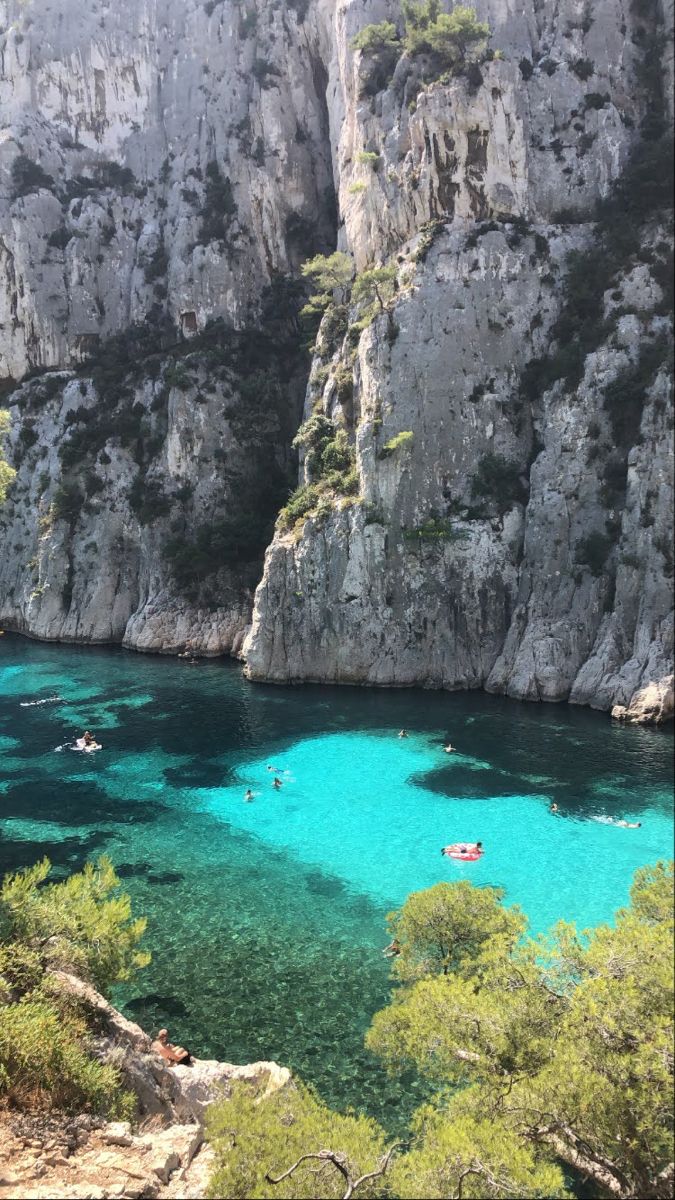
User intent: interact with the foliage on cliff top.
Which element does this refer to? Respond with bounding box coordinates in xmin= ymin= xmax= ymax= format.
xmin=0 ymin=857 xmax=149 ymax=1117
xmin=351 ymin=3 xmax=491 ymax=94
xmin=208 ymin=862 xmax=674 ymax=1199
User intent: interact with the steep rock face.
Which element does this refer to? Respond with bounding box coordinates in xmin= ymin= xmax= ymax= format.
xmin=0 ymin=0 xmax=673 ymax=716
xmin=0 ymin=0 xmax=334 ymax=649
xmin=244 ymin=0 xmax=674 ymax=714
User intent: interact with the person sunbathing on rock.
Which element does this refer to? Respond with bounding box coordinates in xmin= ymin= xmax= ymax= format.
xmin=151 ymin=1029 xmax=192 ymax=1066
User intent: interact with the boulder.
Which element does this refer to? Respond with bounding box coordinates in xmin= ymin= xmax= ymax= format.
xmin=612 ymin=675 xmax=674 ymax=726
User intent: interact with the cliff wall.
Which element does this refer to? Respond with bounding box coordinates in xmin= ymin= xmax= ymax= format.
xmin=0 ymin=0 xmax=672 ymax=715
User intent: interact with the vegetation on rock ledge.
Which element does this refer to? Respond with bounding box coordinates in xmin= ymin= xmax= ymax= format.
xmin=0 ymin=858 xmax=148 ymax=1117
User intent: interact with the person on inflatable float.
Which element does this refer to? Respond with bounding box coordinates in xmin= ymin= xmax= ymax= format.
xmin=441 ymin=841 xmax=483 ymax=860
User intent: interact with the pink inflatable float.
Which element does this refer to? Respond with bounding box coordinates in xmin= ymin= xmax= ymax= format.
xmin=442 ymin=842 xmax=483 ymax=862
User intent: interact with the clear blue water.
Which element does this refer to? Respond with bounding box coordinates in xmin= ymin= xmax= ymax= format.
xmin=1 ymin=634 xmax=673 ymax=1126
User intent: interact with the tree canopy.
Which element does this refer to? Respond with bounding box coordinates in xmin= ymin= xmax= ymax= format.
xmin=208 ymin=864 xmax=674 ymax=1199
xmin=0 ymin=857 xmax=149 ymax=1116
xmin=351 ymin=3 xmax=490 ymax=92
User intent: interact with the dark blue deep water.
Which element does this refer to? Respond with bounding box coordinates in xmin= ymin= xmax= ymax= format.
xmin=1 ymin=634 xmax=672 ymax=1126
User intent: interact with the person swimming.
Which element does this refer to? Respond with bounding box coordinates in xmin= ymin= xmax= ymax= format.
xmin=244 ymin=789 xmax=255 ymax=802
xmin=272 ymin=777 xmax=282 ymax=790
xmin=444 ymin=743 xmax=455 ymax=753
xmin=550 ymin=802 xmax=559 ymax=814
xmin=20 ymin=695 xmax=62 ymax=708
xmin=398 ymin=730 xmax=409 ymax=739
xmin=382 ymin=939 xmax=401 ymax=958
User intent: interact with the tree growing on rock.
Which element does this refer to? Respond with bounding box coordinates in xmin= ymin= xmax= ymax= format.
xmin=300 ymin=252 xmax=355 ymax=318
xmin=0 ymin=857 xmax=149 ymax=1116
xmin=207 ymin=863 xmax=674 ymax=1199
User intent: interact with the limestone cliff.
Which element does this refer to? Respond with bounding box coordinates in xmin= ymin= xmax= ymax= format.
xmin=0 ymin=0 xmax=672 ymax=717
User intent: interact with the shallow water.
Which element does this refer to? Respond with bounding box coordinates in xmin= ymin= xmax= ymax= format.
xmin=1 ymin=634 xmax=672 ymax=1126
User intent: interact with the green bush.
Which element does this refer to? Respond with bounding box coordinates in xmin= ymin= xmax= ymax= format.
xmin=575 ymin=530 xmax=613 ymax=576
xmin=379 ymin=430 xmax=414 ymax=458
xmin=351 ymin=20 xmax=400 ymax=55
xmin=0 ymin=999 xmax=134 ymax=1118
xmin=0 ymin=857 xmax=147 ymax=1117
xmin=198 ymin=161 xmax=237 ymax=245
xmin=0 ymin=410 xmax=17 ymax=504
xmin=471 ymin=452 xmax=527 ymax=513
xmin=207 ymin=1080 xmax=388 ymax=1200
xmin=128 ymin=477 xmax=171 ymax=524
xmin=52 ymin=479 xmax=83 ymax=524
xmin=352 ymin=5 xmax=490 ymax=95
xmin=277 ymin=483 xmax=321 ymax=530
xmin=11 ymin=154 xmax=55 ymax=200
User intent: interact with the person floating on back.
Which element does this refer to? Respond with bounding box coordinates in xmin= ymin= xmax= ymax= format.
xmin=151 ymin=1028 xmax=191 ymax=1066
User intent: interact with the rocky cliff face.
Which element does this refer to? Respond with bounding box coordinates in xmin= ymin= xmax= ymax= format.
xmin=0 ymin=0 xmax=672 ymax=716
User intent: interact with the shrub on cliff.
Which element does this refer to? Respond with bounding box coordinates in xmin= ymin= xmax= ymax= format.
xmin=351 ymin=4 xmax=491 ymax=94
xmin=11 ymin=154 xmax=56 ymax=200
xmin=198 ymin=161 xmax=237 ymax=245
xmin=0 ymin=409 xmax=16 ymax=503
xmin=470 ymin=452 xmax=527 ymax=513
xmin=0 ymin=857 xmax=149 ymax=1116
xmin=207 ymin=863 xmax=674 ymax=1199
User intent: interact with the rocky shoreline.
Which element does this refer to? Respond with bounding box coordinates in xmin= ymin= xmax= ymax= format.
xmin=0 ymin=973 xmax=290 ymax=1200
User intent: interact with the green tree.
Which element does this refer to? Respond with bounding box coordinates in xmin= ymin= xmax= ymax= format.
xmin=0 ymin=857 xmax=148 ymax=1117
xmin=383 ymin=879 xmax=526 ymax=981
xmin=0 ymin=409 xmax=16 ymax=503
xmin=208 ymin=866 xmax=672 ymax=1199
xmin=404 ymin=3 xmax=489 ymax=65
xmin=1 ymin=856 xmax=150 ymax=991
xmin=351 ymin=20 xmax=400 ymax=55
xmin=352 ymin=266 xmax=398 ymax=315
xmin=368 ymin=864 xmax=674 ymax=1199
xmin=207 ymin=1079 xmax=395 ymax=1199
xmin=300 ymin=251 xmax=354 ymax=317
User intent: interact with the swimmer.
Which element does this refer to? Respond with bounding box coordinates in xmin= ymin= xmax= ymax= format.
xmin=398 ymin=729 xmax=409 ymax=739
xmin=267 ymin=765 xmax=282 ymax=773
xmin=443 ymin=743 xmax=455 ymax=754
xmin=20 ymin=695 xmax=62 ymax=708
xmin=382 ymin=939 xmax=401 ymax=958
xmin=549 ymin=802 xmax=559 ymax=814
xmin=272 ymin=777 xmax=282 ymax=790
xmin=244 ymin=789 xmax=255 ymax=802
xmin=616 ymin=820 xmax=641 ymax=828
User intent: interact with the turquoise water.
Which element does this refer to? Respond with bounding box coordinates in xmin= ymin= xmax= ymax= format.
xmin=1 ymin=634 xmax=673 ymax=1125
